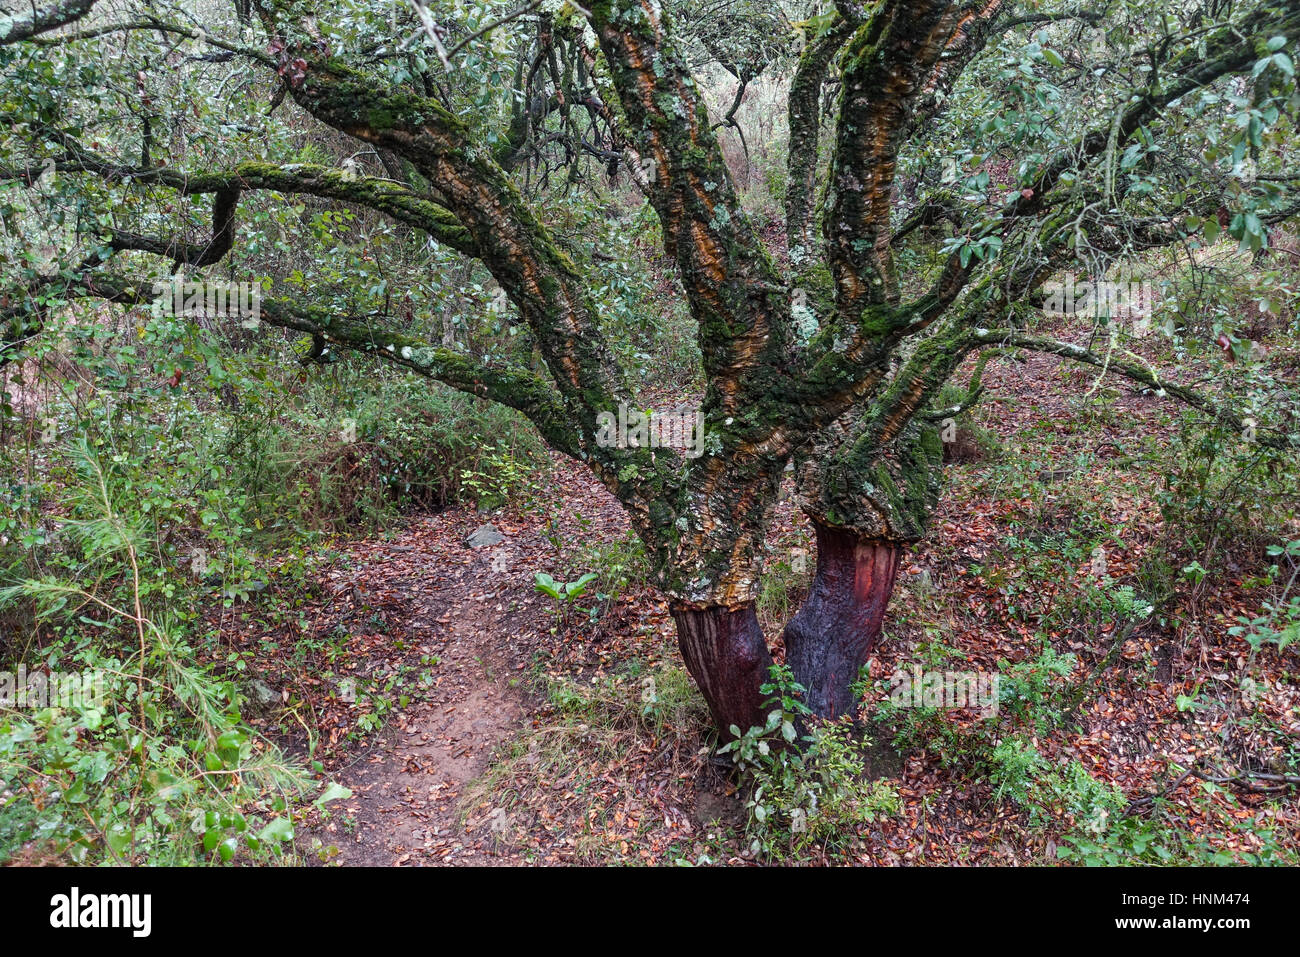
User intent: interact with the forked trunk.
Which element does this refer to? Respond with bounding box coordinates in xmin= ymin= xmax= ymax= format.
xmin=671 ymin=603 xmax=773 ymax=737
xmin=781 ymin=521 xmax=903 ymax=719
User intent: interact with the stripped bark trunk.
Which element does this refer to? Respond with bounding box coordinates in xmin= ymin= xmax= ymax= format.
xmin=670 ymin=522 xmax=904 ymax=737
xmin=671 ymin=603 xmax=773 ymax=737
xmin=781 ymin=521 xmax=903 ymax=720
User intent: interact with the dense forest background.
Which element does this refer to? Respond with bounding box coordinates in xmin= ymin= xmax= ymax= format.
xmin=1 ymin=0 xmax=1298 ymax=865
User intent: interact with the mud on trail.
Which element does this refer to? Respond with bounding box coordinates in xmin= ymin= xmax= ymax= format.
xmin=306 ymin=601 xmax=522 ymax=865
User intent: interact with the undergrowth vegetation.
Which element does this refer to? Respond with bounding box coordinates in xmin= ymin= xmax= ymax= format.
xmin=0 ymin=297 xmax=562 ymax=862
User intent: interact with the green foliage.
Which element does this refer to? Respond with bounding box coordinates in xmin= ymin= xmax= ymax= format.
xmin=1059 ymin=783 xmax=1297 ymax=866
xmin=459 ymin=443 xmax=547 ymax=512
xmin=988 ymin=737 xmax=1050 ymax=807
xmin=570 ymin=530 xmax=654 ymax=607
xmin=985 ymin=736 xmax=1128 ymax=836
xmin=533 ymin=570 xmax=599 ymax=631
xmin=719 ymin=665 xmax=899 ymax=859
xmin=1 ymin=0 xmax=1298 ymax=870
xmin=546 ymin=659 xmax=706 ymax=738
xmin=1228 ymin=539 xmax=1300 ymax=654
xmin=876 ymin=646 xmax=1079 ymax=767
xmin=1156 ymin=413 xmax=1299 ymax=564
xmin=997 ymin=645 xmax=1078 ymax=735
xmin=0 ymin=442 xmax=312 ymax=864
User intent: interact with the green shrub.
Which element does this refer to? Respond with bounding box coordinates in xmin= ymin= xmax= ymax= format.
xmin=1059 ymin=784 xmax=1297 ymax=866
xmin=0 ymin=443 xmax=312 ymax=864
xmin=720 ymin=665 xmax=900 ymax=859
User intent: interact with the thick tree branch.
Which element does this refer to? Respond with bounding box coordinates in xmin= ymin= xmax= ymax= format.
xmin=825 ymin=0 xmax=961 ymax=309
xmin=0 ymin=151 xmax=479 ymax=257
xmin=0 ymin=0 xmax=98 ymax=45
xmin=19 ymin=14 xmax=274 ymax=62
xmin=785 ymin=13 xmax=857 ymax=259
xmin=587 ymin=0 xmax=792 ymax=392
xmin=907 ymin=0 xmax=1009 ymax=135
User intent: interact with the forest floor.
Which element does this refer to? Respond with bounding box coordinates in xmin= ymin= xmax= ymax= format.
xmin=215 ymin=334 xmax=1300 ymax=866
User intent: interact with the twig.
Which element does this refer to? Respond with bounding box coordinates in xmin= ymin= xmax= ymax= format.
xmin=1126 ymin=760 xmax=1300 ymax=815
xmin=445 ymin=1 xmax=542 ymax=60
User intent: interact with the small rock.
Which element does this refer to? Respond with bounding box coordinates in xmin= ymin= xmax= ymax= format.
xmin=466 ymin=524 xmax=504 ymax=548
xmin=249 ymin=678 xmax=279 ymax=709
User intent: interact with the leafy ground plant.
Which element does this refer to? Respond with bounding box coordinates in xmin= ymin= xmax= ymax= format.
xmin=720 ymin=665 xmax=900 ymax=860
xmin=0 ymin=442 xmax=315 ymax=864
xmin=533 ymin=571 xmax=600 ymax=632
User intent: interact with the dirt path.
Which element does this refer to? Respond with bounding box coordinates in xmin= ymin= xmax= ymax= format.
xmin=300 ymin=521 xmax=532 ymax=866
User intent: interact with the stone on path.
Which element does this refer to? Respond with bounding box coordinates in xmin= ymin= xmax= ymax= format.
xmin=466 ymin=524 xmax=504 ymax=548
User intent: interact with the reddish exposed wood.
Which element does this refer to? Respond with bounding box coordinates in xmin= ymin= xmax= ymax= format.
xmin=671 ymin=603 xmax=773 ymax=737
xmin=782 ymin=521 xmax=903 ymax=719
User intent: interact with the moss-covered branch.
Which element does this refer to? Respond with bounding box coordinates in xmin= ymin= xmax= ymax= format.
xmin=785 ymin=12 xmax=856 ymax=259
xmin=587 ymin=0 xmax=792 ymax=390
xmin=0 ymin=0 xmax=98 ymax=45
xmin=905 ymin=0 xmax=1009 ymax=135
xmin=0 ymin=151 xmax=478 ymax=257
xmin=262 ymin=40 xmax=636 ymax=436
xmin=824 ymin=0 xmax=960 ymax=310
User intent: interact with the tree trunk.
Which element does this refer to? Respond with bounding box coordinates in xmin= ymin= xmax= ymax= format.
xmin=671 ymin=603 xmax=773 ymax=738
xmin=781 ymin=520 xmax=903 ymax=720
